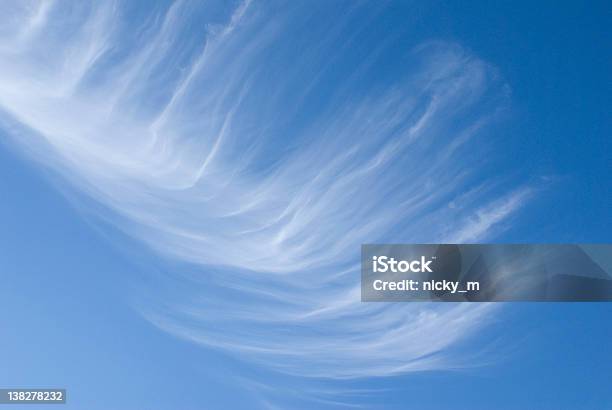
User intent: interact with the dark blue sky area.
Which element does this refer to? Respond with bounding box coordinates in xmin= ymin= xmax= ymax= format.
xmin=393 ymin=0 xmax=611 ymax=241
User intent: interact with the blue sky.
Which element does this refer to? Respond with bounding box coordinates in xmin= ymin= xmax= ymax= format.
xmin=0 ymin=1 xmax=610 ymax=409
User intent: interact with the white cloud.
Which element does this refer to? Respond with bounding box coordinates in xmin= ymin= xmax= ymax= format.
xmin=0 ymin=1 xmax=530 ymax=380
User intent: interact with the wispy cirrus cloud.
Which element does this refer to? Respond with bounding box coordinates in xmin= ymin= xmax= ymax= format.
xmin=0 ymin=0 xmax=531 ymax=381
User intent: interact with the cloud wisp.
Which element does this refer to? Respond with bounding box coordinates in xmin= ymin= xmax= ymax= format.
xmin=0 ymin=1 xmax=531 ymax=380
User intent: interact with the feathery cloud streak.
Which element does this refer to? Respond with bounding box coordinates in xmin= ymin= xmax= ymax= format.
xmin=0 ymin=1 xmax=531 ymax=379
